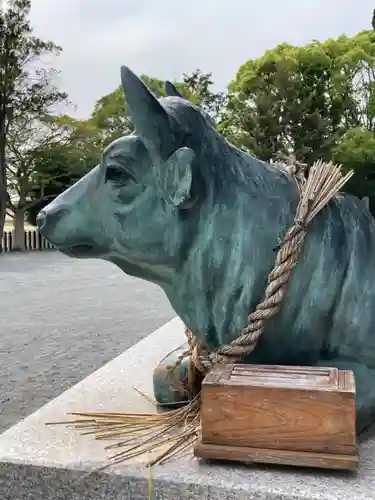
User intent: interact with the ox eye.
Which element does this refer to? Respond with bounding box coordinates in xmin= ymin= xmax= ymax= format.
xmin=105 ymin=166 xmax=132 ymax=184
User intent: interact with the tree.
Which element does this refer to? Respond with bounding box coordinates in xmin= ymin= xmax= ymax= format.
xmin=25 ymin=117 xmax=101 ymax=228
xmin=220 ymin=67 xmax=288 ymax=160
xmin=181 ymin=69 xmax=227 ymax=122
xmin=332 ymin=127 xmax=375 ymax=214
xmin=227 ymin=31 xmax=375 ymax=165
xmin=6 ymin=115 xmax=100 ymax=248
xmin=0 ymin=0 xmax=67 ymax=250
xmin=227 ymin=42 xmax=347 ymax=162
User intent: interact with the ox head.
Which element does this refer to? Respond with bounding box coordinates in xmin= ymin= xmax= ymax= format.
xmin=37 ymin=66 xmax=217 ymax=284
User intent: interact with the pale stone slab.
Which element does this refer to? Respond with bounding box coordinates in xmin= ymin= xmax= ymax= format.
xmin=0 ymin=316 xmax=375 ymax=499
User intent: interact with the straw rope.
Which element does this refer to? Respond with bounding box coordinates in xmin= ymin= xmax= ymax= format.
xmin=182 ymin=160 xmax=353 ymax=374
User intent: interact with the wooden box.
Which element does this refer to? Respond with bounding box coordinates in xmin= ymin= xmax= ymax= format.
xmin=194 ymin=364 xmax=359 ymax=471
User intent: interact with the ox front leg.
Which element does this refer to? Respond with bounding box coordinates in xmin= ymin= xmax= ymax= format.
xmin=315 ymin=358 xmax=375 ymax=435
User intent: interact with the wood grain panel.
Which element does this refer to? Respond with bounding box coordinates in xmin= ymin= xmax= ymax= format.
xmin=200 ymin=364 xmax=357 ymax=458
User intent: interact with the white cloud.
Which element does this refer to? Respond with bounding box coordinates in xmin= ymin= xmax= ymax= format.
xmin=29 ymin=0 xmax=374 ymax=118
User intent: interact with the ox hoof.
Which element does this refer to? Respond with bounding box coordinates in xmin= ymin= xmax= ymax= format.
xmin=153 ymin=343 xmax=203 ymax=408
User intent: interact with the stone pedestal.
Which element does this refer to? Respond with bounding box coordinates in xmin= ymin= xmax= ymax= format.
xmin=0 ymin=317 xmax=374 ymax=499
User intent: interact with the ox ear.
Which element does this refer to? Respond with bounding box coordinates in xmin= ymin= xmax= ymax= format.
xmin=155 ymin=147 xmax=195 ymax=208
xmin=121 ymin=66 xmax=170 ymax=160
xmin=165 ymin=81 xmax=185 ymax=99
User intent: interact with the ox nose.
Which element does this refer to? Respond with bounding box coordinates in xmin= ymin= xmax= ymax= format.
xmin=36 ymin=210 xmax=47 ymax=230
xmin=36 ymin=207 xmax=68 ymax=236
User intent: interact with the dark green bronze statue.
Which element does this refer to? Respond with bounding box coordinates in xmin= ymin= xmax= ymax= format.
xmin=37 ymin=66 xmax=375 ymax=434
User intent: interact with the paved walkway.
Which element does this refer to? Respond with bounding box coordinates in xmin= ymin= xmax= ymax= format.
xmin=0 ymin=252 xmax=174 ymax=433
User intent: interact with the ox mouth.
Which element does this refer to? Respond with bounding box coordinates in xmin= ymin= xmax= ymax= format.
xmin=60 ymin=244 xmax=97 ymax=258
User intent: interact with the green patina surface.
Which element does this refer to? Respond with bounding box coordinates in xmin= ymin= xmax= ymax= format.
xmin=37 ymin=66 xmax=375 ymax=434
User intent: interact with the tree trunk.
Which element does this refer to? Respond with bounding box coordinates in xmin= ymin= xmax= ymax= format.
xmin=12 ymin=208 xmax=26 ymax=251
xmin=0 ymin=125 xmax=6 ymax=254
xmin=0 ymin=200 xmax=5 ymax=254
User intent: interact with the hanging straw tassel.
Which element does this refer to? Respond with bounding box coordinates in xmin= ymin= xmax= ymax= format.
xmin=45 ymin=160 xmax=354 ymax=470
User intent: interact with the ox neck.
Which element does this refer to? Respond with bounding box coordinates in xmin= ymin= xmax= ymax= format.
xmin=163 ymin=172 xmax=299 ymax=353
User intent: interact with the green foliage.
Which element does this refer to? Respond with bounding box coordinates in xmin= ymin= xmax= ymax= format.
xmin=0 ymin=4 xmax=67 ymax=122
xmin=0 ymin=0 xmax=67 ymax=243
xmin=228 ymin=31 xmax=375 ymax=164
xmin=223 ymin=29 xmax=375 ymax=210
xmin=90 ymin=87 xmax=131 ymax=143
xmin=332 ymin=127 xmax=375 ymax=210
xmin=181 ymin=69 xmax=227 ymax=121
xmin=26 ymin=117 xmax=101 ymax=225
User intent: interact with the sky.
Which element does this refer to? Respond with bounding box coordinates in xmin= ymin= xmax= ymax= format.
xmin=29 ymin=0 xmax=374 ymax=119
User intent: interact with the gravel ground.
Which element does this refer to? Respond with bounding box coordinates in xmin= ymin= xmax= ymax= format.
xmin=0 ymin=251 xmax=175 ymax=433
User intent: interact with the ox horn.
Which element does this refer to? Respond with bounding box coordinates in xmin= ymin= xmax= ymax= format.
xmin=165 ymin=81 xmax=185 ymax=98
xmin=120 ymin=66 xmax=170 ymax=160
xmin=165 ymin=78 xmax=216 ymax=127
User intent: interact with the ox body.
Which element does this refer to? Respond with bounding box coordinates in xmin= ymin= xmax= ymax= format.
xmin=37 ymin=67 xmax=375 ymax=433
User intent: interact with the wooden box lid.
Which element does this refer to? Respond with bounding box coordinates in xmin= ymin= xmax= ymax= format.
xmin=200 ymin=364 xmax=357 ymax=457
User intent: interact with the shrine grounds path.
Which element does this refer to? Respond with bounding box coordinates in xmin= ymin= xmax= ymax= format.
xmin=0 ymin=251 xmax=175 ymax=433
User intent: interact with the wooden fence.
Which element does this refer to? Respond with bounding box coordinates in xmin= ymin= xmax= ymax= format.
xmin=2 ymin=230 xmax=55 ymax=252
